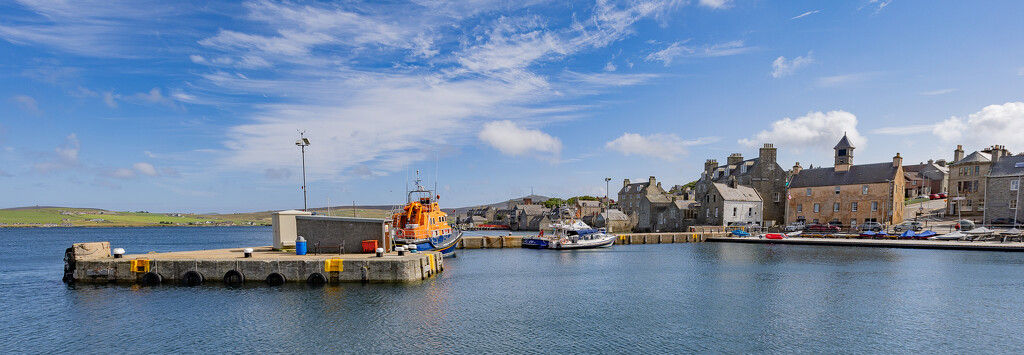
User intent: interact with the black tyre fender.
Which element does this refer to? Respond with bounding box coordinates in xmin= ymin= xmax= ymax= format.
xmin=266 ymin=272 xmax=286 ymax=286
xmin=140 ymin=272 xmax=163 ymax=286
xmin=307 ymin=272 xmax=328 ymax=285
xmin=181 ymin=271 xmax=204 ymax=287
xmin=223 ymin=270 xmax=244 ymax=286
xmin=62 ymin=247 xmax=76 ymax=283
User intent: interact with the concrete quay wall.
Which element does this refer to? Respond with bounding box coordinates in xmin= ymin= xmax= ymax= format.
xmin=707 ymin=236 xmax=1024 ymax=252
xmin=66 ymin=242 xmax=443 ymax=285
xmin=455 ymin=233 xmax=723 ymax=249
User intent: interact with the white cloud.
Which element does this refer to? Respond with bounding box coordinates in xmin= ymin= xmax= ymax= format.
xmin=872 ymin=124 xmax=937 ymax=135
xmin=699 ymin=0 xmax=732 ymax=9
xmin=791 ymin=10 xmax=819 ymax=20
xmin=867 ymin=0 xmax=893 ymax=13
xmin=646 ymin=40 xmax=750 ymax=65
xmin=479 ymin=121 xmax=561 ymax=158
xmin=103 ymin=91 xmax=118 ymax=108
xmin=33 ymin=134 xmax=81 ymax=173
xmin=605 ymin=133 xmax=716 ymax=161
xmin=932 ymin=102 xmax=1024 ymax=152
xmin=739 ymin=111 xmax=865 ymax=152
xmin=106 ymin=168 xmax=136 ymax=179
xmin=920 ymin=88 xmax=957 ymax=96
xmin=13 ymin=95 xmax=39 ymax=113
xmin=771 ymin=51 xmax=814 ymax=78
xmin=133 ymin=162 xmax=158 ymax=176
xmin=604 ymin=62 xmax=617 ymax=72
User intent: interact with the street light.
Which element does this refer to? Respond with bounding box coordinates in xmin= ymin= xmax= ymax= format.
xmin=605 ymin=177 xmax=611 ymax=232
xmin=296 ymin=131 xmax=311 ymax=211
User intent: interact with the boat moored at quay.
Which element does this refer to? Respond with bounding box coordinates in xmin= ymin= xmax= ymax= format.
xmin=390 ymin=175 xmax=463 ymax=255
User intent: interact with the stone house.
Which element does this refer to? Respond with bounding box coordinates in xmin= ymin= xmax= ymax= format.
xmin=698 ymin=181 xmax=763 ymax=226
xmin=510 ymin=204 xmax=550 ymax=231
xmin=947 ymin=145 xmax=1012 ymax=216
xmin=595 ymin=209 xmax=634 ymax=233
xmin=618 ymin=176 xmax=673 ymax=232
xmin=573 ymin=199 xmax=603 ymax=218
xmin=466 ymin=205 xmax=497 ymax=222
xmin=972 ymin=154 xmax=1024 ymax=223
xmin=695 ymin=143 xmax=788 ymax=226
xmin=903 ymin=160 xmax=949 ymax=197
xmin=787 ymin=134 xmax=906 ymax=228
xmin=903 ymin=171 xmax=925 ymax=198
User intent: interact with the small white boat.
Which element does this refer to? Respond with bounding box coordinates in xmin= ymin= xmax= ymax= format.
xmin=785 ymin=231 xmax=803 ymax=238
xmin=928 ymin=231 xmax=965 ymax=240
xmin=526 ymin=218 xmax=615 ymax=250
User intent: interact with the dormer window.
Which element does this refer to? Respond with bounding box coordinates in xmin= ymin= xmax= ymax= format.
xmin=740 ymin=165 xmax=747 ymax=174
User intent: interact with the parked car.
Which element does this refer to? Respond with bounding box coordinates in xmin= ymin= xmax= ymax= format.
xmin=929 ymin=194 xmax=940 ymax=200
xmin=806 ymin=223 xmax=841 ymax=233
xmin=893 ymin=221 xmax=924 ymax=233
xmin=784 ymin=223 xmax=805 ymax=232
xmin=954 ymin=220 xmax=976 ymax=231
xmin=938 ymin=192 xmax=948 ymax=198
xmin=990 ymin=218 xmax=1018 ymax=225
xmin=858 ymin=221 xmax=885 ymax=232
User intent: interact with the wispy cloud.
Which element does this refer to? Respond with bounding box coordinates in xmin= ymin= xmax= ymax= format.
xmin=861 ymin=0 xmax=894 ymax=14
xmin=872 ymin=124 xmax=937 ymax=135
xmin=13 ymin=95 xmax=40 ymax=114
xmin=771 ymin=51 xmax=814 ymax=78
xmin=920 ymin=88 xmax=957 ymax=96
xmin=606 ymin=133 xmax=718 ymax=161
xmin=646 ymin=40 xmax=751 ymax=65
xmin=791 ymin=10 xmax=820 ymax=20
xmin=698 ymin=0 xmax=732 ymax=10
xmin=817 ymin=72 xmax=876 ymax=87
xmin=33 ymin=133 xmax=81 ymax=173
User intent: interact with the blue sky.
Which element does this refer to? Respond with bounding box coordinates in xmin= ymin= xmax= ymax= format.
xmin=2 ymin=0 xmax=1023 ymax=213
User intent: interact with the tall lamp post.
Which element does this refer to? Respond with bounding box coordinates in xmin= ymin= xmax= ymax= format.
xmin=296 ymin=132 xmax=311 ymax=211
xmin=605 ymin=177 xmax=612 ymax=231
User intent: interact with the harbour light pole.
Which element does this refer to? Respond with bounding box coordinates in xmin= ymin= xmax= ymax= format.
xmin=605 ymin=177 xmax=611 ymax=231
xmin=296 ymin=131 xmax=311 ymax=211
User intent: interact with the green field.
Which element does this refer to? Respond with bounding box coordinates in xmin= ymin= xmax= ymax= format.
xmin=0 ymin=206 xmax=391 ymax=227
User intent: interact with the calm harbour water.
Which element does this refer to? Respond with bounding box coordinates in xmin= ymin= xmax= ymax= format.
xmin=3 ymin=226 xmax=1024 ymax=353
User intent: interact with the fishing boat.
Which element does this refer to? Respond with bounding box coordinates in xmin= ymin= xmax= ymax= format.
xmin=390 ymin=174 xmax=462 ymax=255
xmin=524 ymin=217 xmax=615 ymax=250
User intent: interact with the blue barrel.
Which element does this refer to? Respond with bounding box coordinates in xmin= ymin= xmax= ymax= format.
xmin=296 ymin=236 xmax=307 ymax=255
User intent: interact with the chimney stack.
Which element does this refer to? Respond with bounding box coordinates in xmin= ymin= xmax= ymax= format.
xmin=648 ymin=176 xmax=656 ymax=186
xmin=623 ymin=178 xmax=630 ymax=188
xmin=954 ymin=145 xmax=964 ymax=162
xmin=759 ymin=143 xmax=777 ymax=165
xmin=893 ymin=152 xmax=903 ymax=168
xmin=792 ymin=162 xmax=802 ymax=175
xmin=727 ymin=153 xmax=744 ymax=166
xmin=705 ymin=159 xmax=718 ymax=175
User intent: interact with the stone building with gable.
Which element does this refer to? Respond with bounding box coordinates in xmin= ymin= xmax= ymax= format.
xmin=618 ymin=176 xmax=672 ymax=232
xmin=984 ymin=154 xmax=1024 ymax=224
xmin=787 ymin=134 xmax=906 ymax=228
xmin=694 ymin=143 xmax=788 ymax=226
xmin=947 ymin=144 xmax=1012 ymax=217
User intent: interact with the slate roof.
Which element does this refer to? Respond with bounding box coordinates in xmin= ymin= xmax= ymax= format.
xmin=903 ymin=162 xmax=949 ymax=174
xmin=712 ymin=183 xmax=762 ymax=202
xmin=952 ymin=151 xmax=991 ymax=165
xmin=834 ymin=134 xmax=856 ymax=149
xmin=599 ymin=209 xmax=630 ymax=221
xmin=706 ymin=158 xmax=760 ymax=182
xmin=513 ymin=204 xmax=548 ymax=215
xmin=989 ymin=155 xmax=1024 ymax=178
xmin=789 ymin=162 xmax=899 ymax=188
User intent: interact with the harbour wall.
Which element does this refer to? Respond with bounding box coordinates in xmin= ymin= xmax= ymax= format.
xmin=455 ymin=233 xmax=723 ymax=249
xmin=706 ymin=236 xmax=1024 ymax=252
xmin=65 ymin=242 xmax=442 ymax=285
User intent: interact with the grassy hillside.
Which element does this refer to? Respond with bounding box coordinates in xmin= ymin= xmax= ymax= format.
xmin=0 ymin=206 xmax=393 ymax=227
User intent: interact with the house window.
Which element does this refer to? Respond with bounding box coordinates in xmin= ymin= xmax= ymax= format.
xmin=862 ymin=185 xmax=869 ymax=195
xmin=912 ymin=181 xmax=917 ymax=186
xmin=741 ymin=165 xmax=747 ymax=174
xmin=813 ymin=203 xmax=820 ymax=213
xmin=1012 ymin=180 xmax=1019 ymax=191
xmin=967 ymin=200 xmax=973 ymax=208
xmin=834 ymin=203 xmax=840 ymax=212
xmin=851 ymin=219 xmax=857 ymax=226
xmin=797 ymin=204 xmax=803 ymax=213
xmin=733 ymin=207 xmax=737 ymax=217
xmin=706 ymin=209 xmax=710 ymax=217
xmin=975 ymin=166 xmax=980 ymax=175
xmin=851 ymin=202 xmax=858 ymax=212
xmin=1012 ymin=200 xmax=1018 ymax=209
xmin=871 ymin=202 xmax=878 ymax=212
xmin=812 ymin=219 xmax=819 ymax=224
xmin=835 ymin=186 xmax=841 ymax=195
xmin=748 ymin=207 xmax=753 ymax=216
xmin=774 ymin=192 xmax=780 ymax=202
xmin=806 ymin=188 xmax=812 ymax=196
xmin=973 ymin=180 xmax=979 ymax=192
xmin=714 ymin=208 xmax=718 ymax=218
